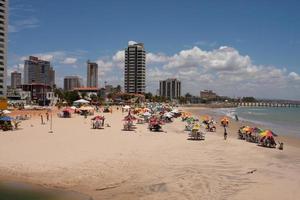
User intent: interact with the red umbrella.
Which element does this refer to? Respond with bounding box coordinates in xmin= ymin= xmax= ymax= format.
xmin=92 ymin=115 xmax=104 ymax=120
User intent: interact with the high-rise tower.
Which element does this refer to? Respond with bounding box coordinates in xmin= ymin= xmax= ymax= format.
xmin=87 ymin=61 xmax=98 ymax=88
xmin=124 ymin=42 xmax=146 ymax=94
xmin=0 ymin=0 xmax=8 ymax=96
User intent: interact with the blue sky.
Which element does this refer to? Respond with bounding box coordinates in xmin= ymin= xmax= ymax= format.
xmin=8 ymin=0 xmax=300 ymax=100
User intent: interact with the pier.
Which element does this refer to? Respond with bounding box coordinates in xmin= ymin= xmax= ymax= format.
xmin=235 ymin=102 xmax=300 ymax=107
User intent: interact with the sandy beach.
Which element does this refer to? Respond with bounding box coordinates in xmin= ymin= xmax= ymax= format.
xmin=0 ymin=106 xmax=300 ymax=200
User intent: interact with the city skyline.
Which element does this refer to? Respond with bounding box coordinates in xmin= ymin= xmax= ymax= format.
xmin=7 ymin=0 xmax=300 ymax=100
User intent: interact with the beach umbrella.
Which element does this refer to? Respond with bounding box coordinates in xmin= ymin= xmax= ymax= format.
xmin=0 ymin=116 xmax=14 ymax=121
xmin=192 ymin=123 xmax=201 ymax=131
xmin=259 ymin=130 xmax=277 ymax=137
xmin=143 ymin=112 xmax=151 ymax=116
xmin=74 ymin=99 xmax=90 ymax=104
xmin=242 ymin=126 xmax=253 ymax=133
xmin=79 ymin=106 xmax=94 ymax=111
xmin=201 ymin=115 xmax=212 ymax=122
xmin=2 ymin=110 xmax=11 ymax=114
xmin=92 ymin=115 xmax=104 ymax=120
xmin=253 ymin=127 xmax=263 ymax=133
xmin=123 ymin=105 xmax=131 ymax=109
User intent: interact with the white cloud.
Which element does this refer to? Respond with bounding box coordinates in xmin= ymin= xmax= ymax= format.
xmin=9 ymin=17 xmax=39 ymax=33
xmin=146 ymin=53 xmax=169 ymax=63
xmin=128 ymin=41 xmax=137 ymax=45
xmin=164 ymin=46 xmax=251 ymax=72
xmin=61 ymin=57 xmax=77 ymax=65
xmin=288 ymin=72 xmax=300 ymax=81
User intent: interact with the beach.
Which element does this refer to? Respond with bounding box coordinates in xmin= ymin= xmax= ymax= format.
xmin=0 ymin=106 xmax=300 ymax=200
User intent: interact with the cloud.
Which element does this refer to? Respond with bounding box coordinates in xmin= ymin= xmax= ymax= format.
xmin=288 ymin=72 xmax=300 ymax=81
xmin=163 ymin=46 xmax=251 ymax=72
xmin=128 ymin=41 xmax=138 ymax=45
xmin=146 ymin=53 xmax=169 ymax=63
xmin=61 ymin=57 xmax=78 ymax=65
xmin=9 ymin=17 xmax=39 ymax=33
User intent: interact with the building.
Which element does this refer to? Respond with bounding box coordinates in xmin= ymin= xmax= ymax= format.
xmin=21 ymin=83 xmax=52 ymax=105
xmin=24 ymin=56 xmax=55 ymax=87
xmin=64 ymin=76 xmax=82 ymax=91
xmin=73 ymin=87 xmax=100 ymax=99
xmin=87 ymin=61 xmax=98 ymax=88
xmin=159 ymin=78 xmax=181 ymax=99
xmin=124 ymin=42 xmax=146 ymax=94
xmin=11 ymin=71 xmax=22 ymax=89
xmin=200 ymin=90 xmax=217 ymax=100
xmin=0 ymin=0 xmax=8 ymax=96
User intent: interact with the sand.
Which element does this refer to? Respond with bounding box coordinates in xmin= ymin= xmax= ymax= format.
xmin=0 ymin=106 xmax=300 ymax=200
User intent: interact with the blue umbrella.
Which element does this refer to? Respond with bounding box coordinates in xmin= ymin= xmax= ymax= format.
xmin=0 ymin=116 xmax=14 ymax=121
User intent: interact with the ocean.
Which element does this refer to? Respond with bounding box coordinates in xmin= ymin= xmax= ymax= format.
xmin=215 ymin=107 xmax=300 ymax=137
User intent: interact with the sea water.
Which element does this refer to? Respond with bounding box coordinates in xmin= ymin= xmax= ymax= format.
xmin=215 ymin=107 xmax=300 ymax=137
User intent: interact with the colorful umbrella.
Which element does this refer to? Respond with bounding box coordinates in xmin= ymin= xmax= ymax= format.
xmin=242 ymin=126 xmax=253 ymax=133
xmin=259 ymin=130 xmax=277 ymax=137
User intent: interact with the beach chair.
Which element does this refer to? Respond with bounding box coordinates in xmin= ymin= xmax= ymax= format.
xmin=189 ymin=128 xmax=205 ymax=140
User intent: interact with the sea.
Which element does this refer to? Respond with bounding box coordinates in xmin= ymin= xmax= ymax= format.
xmin=214 ymin=107 xmax=300 ymax=137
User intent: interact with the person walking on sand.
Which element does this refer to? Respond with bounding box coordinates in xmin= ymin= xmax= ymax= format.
xmin=40 ymin=114 xmax=44 ymax=125
xmin=46 ymin=112 xmax=49 ymax=121
xmin=224 ymin=126 xmax=228 ymax=140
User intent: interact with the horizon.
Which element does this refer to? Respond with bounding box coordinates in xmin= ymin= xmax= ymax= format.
xmin=7 ymin=0 xmax=300 ymax=100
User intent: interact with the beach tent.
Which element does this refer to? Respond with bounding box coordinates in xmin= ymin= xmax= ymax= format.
xmin=74 ymin=99 xmax=90 ymax=104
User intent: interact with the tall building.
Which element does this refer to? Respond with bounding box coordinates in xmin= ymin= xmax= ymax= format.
xmin=11 ymin=71 xmax=21 ymax=89
xmin=24 ymin=56 xmax=55 ymax=87
xmin=87 ymin=61 xmax=98 ymax=88
xmin=159 ymin=78 xmax=181 ymax=100
xmin=64 ymin=76 xmax=82 ymax=91
xmin=0 ymin=0 xmax=8 ymax=96
xmin=124 ymin=42 xmax=146 ymax=94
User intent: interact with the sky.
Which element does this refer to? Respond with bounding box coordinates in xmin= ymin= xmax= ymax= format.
xmin=7 ymin=0 xmax=300 ymax=100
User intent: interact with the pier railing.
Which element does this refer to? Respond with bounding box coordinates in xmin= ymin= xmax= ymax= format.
xmin=235 ymin=102 xmax=300 ymax=107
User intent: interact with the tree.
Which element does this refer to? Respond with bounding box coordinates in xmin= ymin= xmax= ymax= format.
xmin=54 ymin=88 xmax=64 ymax=100
xmin=242 ymin=96 xmax=256 ymax=102
xmin=115 ymin=85 xmax=122 ymax=93
xmin=64 ymin=91 xmax=80 ymax=104
xmin=144 ymin=92 xmax=153 ymax=100
xmin=185 ymin=93 xmax=192 ymax=98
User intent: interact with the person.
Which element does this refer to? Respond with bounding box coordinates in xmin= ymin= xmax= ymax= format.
xmin=224 ymin=126 xmax=227 ymax=140
xmin=40 ymin=114 xmax=44 ymax=125
xmin=235 ymin=114 xmax=239 ymax=121
xmin=46 ymin=112 xmax=49 ymax=121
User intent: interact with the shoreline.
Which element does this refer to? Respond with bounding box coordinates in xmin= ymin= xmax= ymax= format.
xmin=0 ymin=106 xmax=300 ymax=199
xmin=182 ymin=106 xmax=300 ymax=149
